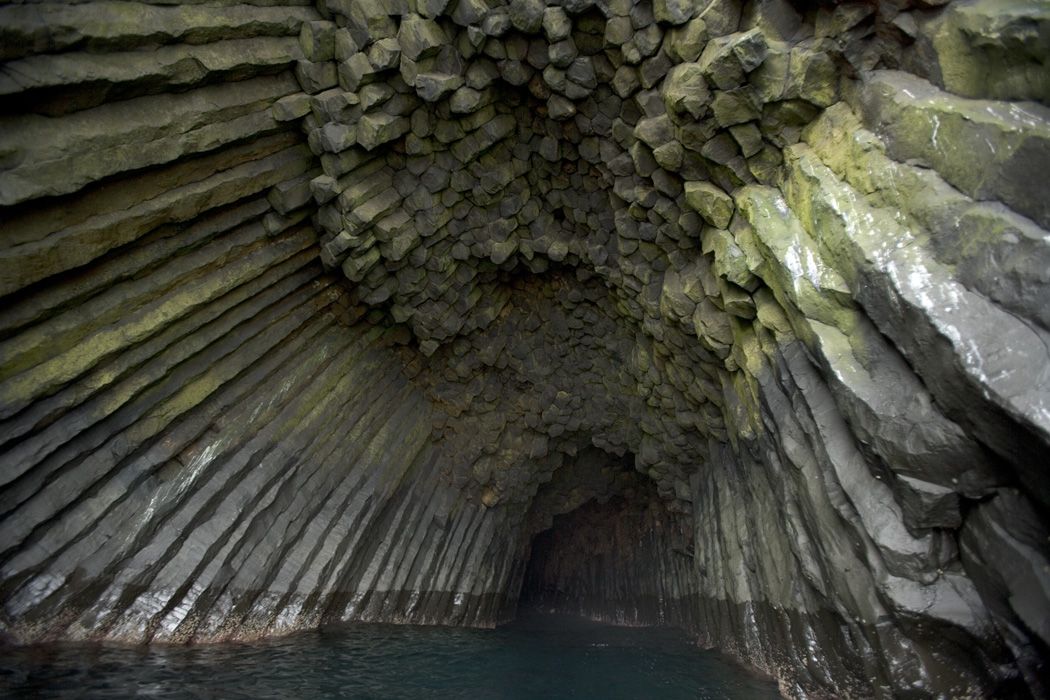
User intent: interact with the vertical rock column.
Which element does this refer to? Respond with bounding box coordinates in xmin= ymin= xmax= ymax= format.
xmin=0 ymin=1 xmax=521 ymax=645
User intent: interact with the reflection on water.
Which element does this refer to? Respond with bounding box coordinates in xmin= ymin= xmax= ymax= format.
xmin=0 ymin=613 xmax=781 ymax=699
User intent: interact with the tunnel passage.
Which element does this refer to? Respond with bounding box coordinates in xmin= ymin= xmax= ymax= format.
xmin=2 ymin=1 xmax=1050 ymax=699
xmin=517 ymin=472 xmax=694 ymax=626
xmin=473 ymin=442 xmax=699 ymax=626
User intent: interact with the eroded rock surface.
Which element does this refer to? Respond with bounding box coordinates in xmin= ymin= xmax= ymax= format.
xmin=1 ymin=1 xmax=1048 ymax=698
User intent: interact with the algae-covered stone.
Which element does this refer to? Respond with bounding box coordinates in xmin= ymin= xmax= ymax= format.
xmin=729 ymin=122 xmax=763 ymax=157
xmin=814 ymin=3 xmax=873 ymax=38
xmin=698 ymin=28 xmax=768 ymax=90
xmin=858 ymin=70 xmax=1050 ymax=230
xmin=548 ymin=38 xmax=578 ymax=68
xmin=654 ymin=0 xmax=698 ymax=26
xmin=295 ymin=60 xmax=337 ymax=94
xmin=804 ymin=101 xmax=1050 ymax=330
xmin=744 ymin=0 xmax=801 ymax=41
xmin=509 ymin=0 xmax=545 ymax=33
xmin=299 ymin=20 xmax=336 ymax=62
xmin=685 ymin=181 xmax=734 ymax=228
xmin=735 ymin=183 xmax=853 ymax=327
xmin=272 ymin=93 xmax=311 ymax=122
xmin=543 ymin=7 xmax=572 ymax=41
xmin=368 ymin=38 xmax=401 ymax=70
xmin=662 ymin=63 xmax=711 ymax=120
xmin=449 ymin=86 xmax=485 ymax=113
xmin=693 ymin=298 xmax=733 ymax=355
xmin=547 ymin=94 xmax=576 ymax=120
xmin=719 ymin=279 xmax=755 ymax=318
xmin=667 ymin=17 xmax=709 ymax=62
xmin=357 ymin=113 xmax=410 ymax=150
xmin=704 ymin=227 xmax=754 ymax=288
xmin=712 ymin=88 xmax=760 ymax=126
xmin=653 ymin=141 xmax=684 ymax=170
xmin=699 ymin=133 xmax=739 ymax=166
xmin=612 ymin=65 xmax=641 ymax=98
xmin=338 ymin=52 xmax=375 ymax=92
xmin=415 ymin=72 xmax=463 ymax=102
xmin=747 ymin=145 xmax=782 ymax=184
xmin=398 ymin=15 xmax=447 ymax=61
xmin=785 ymin=44 xmax=838 ymax=107
xmin=481 ymin=10 xmax=511 ymax=37
xmin=634 ymin=114 xmax=674 ymax=149
xmin=913 ymin=0 xmax=1050 ymax=103
xmin=334 ymin=29 xmax=359 ymax=62
xmin=782 ymin=142 xmax=1050 ymax=491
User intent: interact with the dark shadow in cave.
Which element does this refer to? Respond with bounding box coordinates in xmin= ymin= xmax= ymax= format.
xmin=513 ymin=448 xmax=695 ymax=628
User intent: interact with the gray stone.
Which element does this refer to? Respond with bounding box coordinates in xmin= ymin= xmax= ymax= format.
xmin=334 ymin=29 xmax=359 ymax=62
xmin=450 ymin=86 xmax=486 ymax=113
xmin=612 ymin=65 xmax=640 ymax=98
xmin=482 ymin=10 xmax=511 ymax=37
xmin=548 ymin=94 xmax=576 ymax=120
xmin=634 ymin=114 xmax=674 ymax=149
xmin=605 ymin=16 xmax=634 ymax=45
xmin=415 ymin=72 xmax=463 ymax=102
xmin=295 ymin=60 xmax=337 ymax=94
xmin=398 ymin=15 xmax=447 ymax=62
xmin=338 ymin=52 xmax=376 ymax=92
xmin=357 ymin=113 xmax=410 ymax=150
xmin=368 ymin=38 xmax=401 ymax=70
xmin=509 ymin=0 xmax=545 ymax=33
xmin=299 ymin=20 xmax=336 ymax=62
xmin=272 ymin=93 xmax=312 ymax=122
xmin=499 ymin=59 xmax=533 ymax=86
xmin=317 ymin=123 xmax=357 ymax=153
xmin=548 ymin=39 xmax=578 ymax=69
xmin=466 ymin=60 xmax=501 ymax=89
xmin=566 ymin=57 xmax=596 ymax=89
xmin=543 ymin=8 xmax=573 ymax=41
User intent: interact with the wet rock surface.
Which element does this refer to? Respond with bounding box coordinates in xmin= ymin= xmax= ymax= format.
xmin=1 ymin=1 xmax=1048 ymax=698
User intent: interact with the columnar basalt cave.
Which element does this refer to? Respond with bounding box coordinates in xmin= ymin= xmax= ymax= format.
xmin=1 ymin=0 xmax=1049 ymax=697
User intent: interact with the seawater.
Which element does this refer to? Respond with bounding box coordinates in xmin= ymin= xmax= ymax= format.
xmin=1 ymin=613 xmax=781 ymax=699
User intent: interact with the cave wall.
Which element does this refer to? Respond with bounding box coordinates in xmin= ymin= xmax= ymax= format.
xmin=0 ymin=0 xmax=523 ymax=643
xmin=2 ymin=1 xmax=1050 ymax=698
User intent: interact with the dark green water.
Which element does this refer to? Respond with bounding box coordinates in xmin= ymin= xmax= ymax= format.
xmin=1 ymin=613 xmax=781 ymax=699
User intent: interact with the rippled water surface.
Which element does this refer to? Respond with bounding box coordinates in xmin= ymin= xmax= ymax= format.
xmin=1 ymin=613 xmax=781 ymax=699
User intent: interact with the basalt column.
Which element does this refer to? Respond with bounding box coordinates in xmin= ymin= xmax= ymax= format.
xmin=2 ymin=1 xmax=1049 ymax=699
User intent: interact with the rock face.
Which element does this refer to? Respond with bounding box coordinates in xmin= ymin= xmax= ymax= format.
xmin=1 ymin=1 xmax=1048 ymax=698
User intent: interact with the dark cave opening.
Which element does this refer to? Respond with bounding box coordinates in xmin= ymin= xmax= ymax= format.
xmin=518 ymin=495 xmax=641 ymax=615
xmin=514 ymin=449 xmax=695 ymax=627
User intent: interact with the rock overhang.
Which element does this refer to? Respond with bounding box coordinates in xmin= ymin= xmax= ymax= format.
xmin=0 ymin=1 xmax=1049 ymax=698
